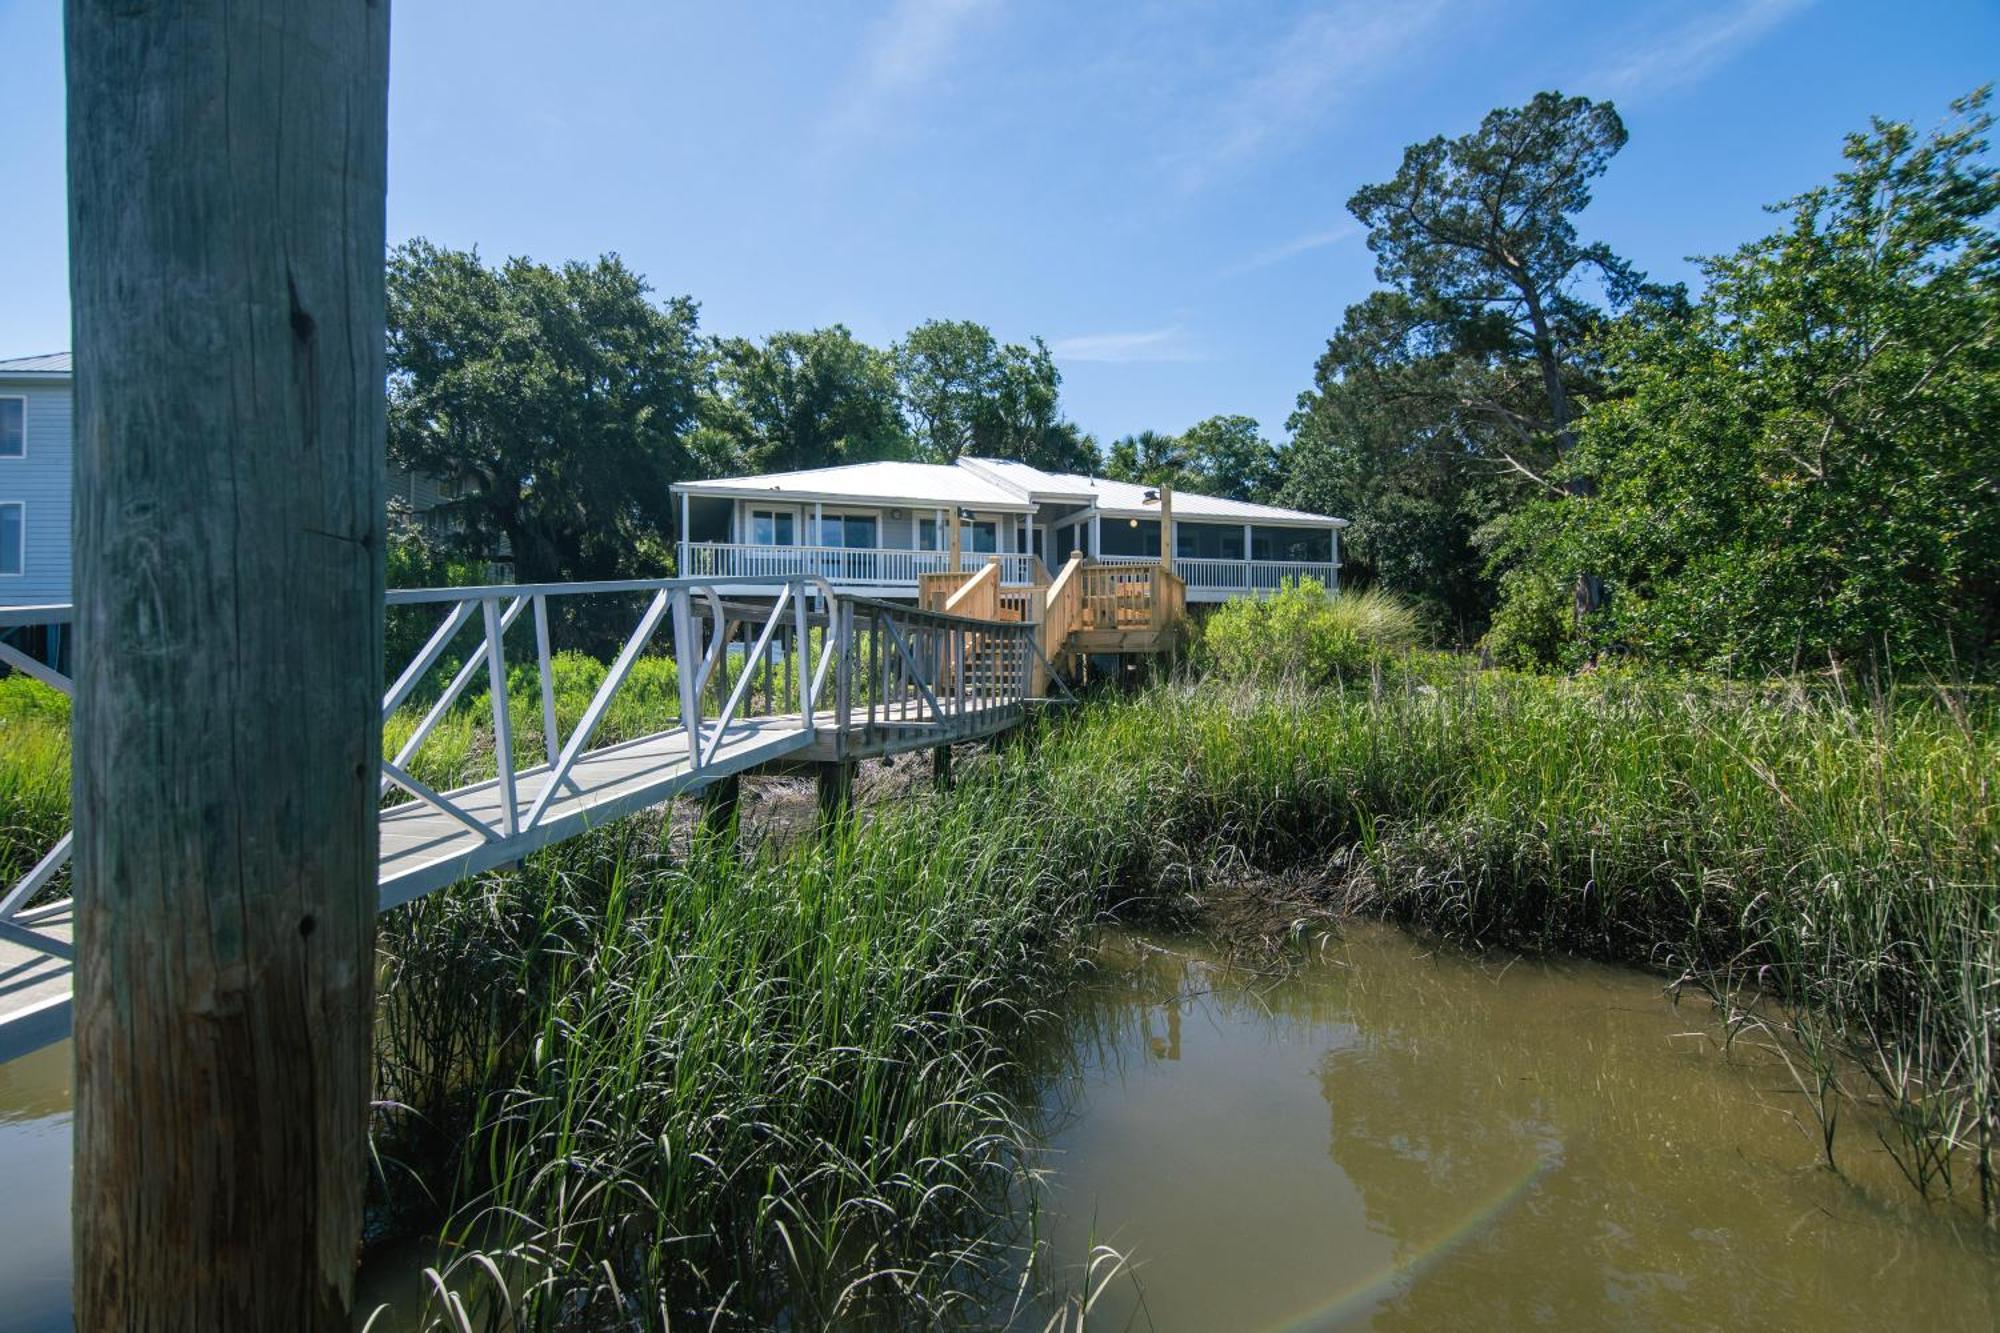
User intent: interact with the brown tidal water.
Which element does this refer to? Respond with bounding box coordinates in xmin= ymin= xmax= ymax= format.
xmin=3 ymin=924 xmax=1998 ymax=1329
xmin=1008 ymin=924 xmax=2000 ymax=1330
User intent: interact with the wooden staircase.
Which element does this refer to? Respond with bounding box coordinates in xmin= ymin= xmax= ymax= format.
xmin=918 ymin=553 xmax=1188 ymax=693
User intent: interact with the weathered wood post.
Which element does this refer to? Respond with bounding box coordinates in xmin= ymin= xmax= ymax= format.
xmin=67 ymin=4 xmax=390 ymax=1328
xmin=948 ymin=508 xmax=963 ymax=577
xmin=1159 ymin=483 xmax=1175 ymax=577
xmin=698 ymin=773 xmax=742 ymax=848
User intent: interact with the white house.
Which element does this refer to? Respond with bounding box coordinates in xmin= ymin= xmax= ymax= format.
xmin=672 ymin=457 xmax=1346 ymax=602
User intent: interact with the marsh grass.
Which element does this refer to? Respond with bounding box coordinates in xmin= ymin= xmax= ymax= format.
xmin=0 ymin=676 xmax=69 ymax=891
xmin=7 ymin=645 xmax=1996 ymax=1323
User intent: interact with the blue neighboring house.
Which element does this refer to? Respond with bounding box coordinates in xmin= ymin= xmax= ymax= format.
xmin=0 ymin=353 xmax=73 ymax=671
xmin=0 ymin=353 xmax=72 ymax=608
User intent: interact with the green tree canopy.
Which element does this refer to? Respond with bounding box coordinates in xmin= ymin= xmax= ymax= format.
xmin=386 ymin=240 xmax=704 ymax=583
xmin=1503 ymin=91 xmax=2000 ymax=675
xmin=894 ymin=319 xmax=1000 ymax=461
xmin=1179 ymin=414 xmax=1280 ymax=502
xmin=704 ymin=325 xmax=908 ymax=474
xmin=894 ymin=319 xmax=1095 ymax=469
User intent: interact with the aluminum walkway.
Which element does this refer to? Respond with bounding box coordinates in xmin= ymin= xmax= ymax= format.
xmin=0 ymin=576 xmax=1056 ymax=1062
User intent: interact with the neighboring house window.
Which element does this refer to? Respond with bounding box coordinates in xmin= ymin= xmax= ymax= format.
xmin=0 ymin=502 xmax=22 ymax=575
xmin=819 ymin=514 xmax=878 ymax=549
xmin=0 ymin=398 xmax=23 ymax=457
xmin=748 ymin=509 xmax=795 ymax=545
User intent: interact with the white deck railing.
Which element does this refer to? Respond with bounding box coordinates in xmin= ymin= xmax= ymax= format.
xmin=1093 ymin=556 xmax=1339 ymax=592
xmin=679 ymin=542 xmax=1039 ymax=588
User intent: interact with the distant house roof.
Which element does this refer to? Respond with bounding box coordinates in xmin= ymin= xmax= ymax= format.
xmin=673 ymin=460 xmax=1036 ymax=512
xmin=0 ymin=353 xmax=72 ymax=377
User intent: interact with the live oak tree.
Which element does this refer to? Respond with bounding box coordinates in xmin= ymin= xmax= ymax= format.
xmin=706 ymin=325 xmax=910 ymax=473
xmin=1179 ymin=414 xmax=1280 ymax=503
xmin=386 ymin=240 xmax=705 ymax=583
xmin=895 ymin=319 xmax=1002 ymax=461
xmin=894 ymin=319 xmax=1094 ymax=469
xmin=1504 ymin=92 xmax=2000 ymax=675
xmin=1106 ymin=417 xmax=1280 ymax=504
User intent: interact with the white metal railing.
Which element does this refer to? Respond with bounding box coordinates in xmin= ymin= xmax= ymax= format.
xmin=679 ymin=542 xmax=1039 ymax=588
xmin=1 ymin=575 xmax=1055 ymax=959
xmin=379 ymin=576 xmax=836 ymax=849
xmin=0 ymin=605 xmax=75 ymax=961
xmin=1173 ymin=558 xmax=1339 ymax=592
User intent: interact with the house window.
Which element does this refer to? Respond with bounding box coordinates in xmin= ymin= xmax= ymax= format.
xmin=918 ymin=518 xmax=997 ymax=552
xmin=1176 ymin=523 xmax=1245 ymax=561
xmin=748 ymin=509 xmax=795 ymax=546
xmin=0 ymin=399 xmax=22 ymax=458
xmin=819 ymin=513 xmax=878 ymax=549
xmin=0 ymin=503 xmax=22 ymax=575
xmin=1250 ymin=526 xmax=1333 ymax=563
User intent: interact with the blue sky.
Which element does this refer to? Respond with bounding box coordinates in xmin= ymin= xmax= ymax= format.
xmin=0 ymin=0 xmax=1992 ymax=447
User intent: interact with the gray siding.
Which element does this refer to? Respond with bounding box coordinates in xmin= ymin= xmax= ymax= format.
xmin=0 ymin=378 xmax=73 ymax=604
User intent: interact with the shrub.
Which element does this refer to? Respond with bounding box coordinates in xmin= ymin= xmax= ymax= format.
xmin=1196 ymin=580 xmax=1420 ymax=684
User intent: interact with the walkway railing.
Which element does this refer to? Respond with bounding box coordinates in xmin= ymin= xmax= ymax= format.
xmin=680 ymin=541 xmax=1039 ymax=588
xmin=1092 ymin=555 xmax=1337 ymax=593
xmin=1 ymin=576 xmax=1052 ymax=952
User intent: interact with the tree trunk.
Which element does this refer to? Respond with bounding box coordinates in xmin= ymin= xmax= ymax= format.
xmin=67 ymin=3 xmax=390 ymax=1328
xmin=1515 ymin=272 xmax=1601 ymax=621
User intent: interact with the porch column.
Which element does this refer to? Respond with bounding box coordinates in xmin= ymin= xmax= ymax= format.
xmin=1243 ymin=522 xmax=1252 ymax=591
xmin=1160 ymin=484 xmax=1174 ymax=576
xmin=813 ymin=500 xmax=823 ymax=548
xmin=1089 ymin=511 xmax=1101 ymax=558
xmin=678 ymin=489 xmax=690 ymax=574
xmin=948 ymin=508 xmax=963 ymax=573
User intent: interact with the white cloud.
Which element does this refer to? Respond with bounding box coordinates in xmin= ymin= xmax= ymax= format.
xmin=1220 ymin=222 xmax=1359 ymax=277
xmin=1049 ymin=326 xmax=1204 ymax=364
xmin=820 ymin=0 xmax=994 ymax=152
xmin=1167 ymin=1 xmax=1457 ymax=192
xmin=1587 ymin=0 xmax=1814 ymax=104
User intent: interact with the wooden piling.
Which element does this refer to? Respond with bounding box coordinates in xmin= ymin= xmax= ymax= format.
xmin=698 ymin=773 xmax=742 ymax=846
xmin=816 ymin=761 xmax=855 ymax=829
xmin=67 ymin=2 xmax=390 ymax=1326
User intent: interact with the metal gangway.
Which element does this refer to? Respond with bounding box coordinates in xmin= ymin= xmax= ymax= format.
xmin=0 ymin=576 xmax=1059 ymax=1060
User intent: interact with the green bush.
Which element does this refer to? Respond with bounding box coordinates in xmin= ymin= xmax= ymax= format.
xmin=1196 ymin=580 xmax=1421 ymax=684
xmin=1481 ymin=565 xmax=1576 ymax=671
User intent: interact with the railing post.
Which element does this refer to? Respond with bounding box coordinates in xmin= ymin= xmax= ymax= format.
xmin=673 ymin=587 xmax=702 ymax=767
xmin=483 ymin=597 xmax=519 ymax=836
xmin=532 ymin=593 xmax=560 ymax=766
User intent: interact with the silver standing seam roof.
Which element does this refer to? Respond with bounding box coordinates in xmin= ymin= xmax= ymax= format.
xmin=0 ymin=353 xmax=72 ymax=377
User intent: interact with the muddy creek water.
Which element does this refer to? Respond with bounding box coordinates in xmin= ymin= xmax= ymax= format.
xmin=3 ymin=923 xmax=1999 ymax=1329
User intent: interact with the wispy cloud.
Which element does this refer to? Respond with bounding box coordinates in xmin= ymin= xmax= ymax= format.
xmin=1049 ymin=326 xmax=1204 ymax=365
xmin=1167 ymin=1 xmax=1457 ymax=192
xmin=1220 ymin=222 xmax=1359 ymax=278
xmin=819 ymin=0 xmax=994 ymax=153
xmin=1586 ymin=0 xmax=1813 ymax=104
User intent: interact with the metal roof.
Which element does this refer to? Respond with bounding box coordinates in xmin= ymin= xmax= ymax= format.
xmin=678 ymin=456 xmax=1345 ymax=525
xmin=0 ymin=353 xmax=72 ymax=377
xmin=672 ymin=460 xmax=1035 ymax=511
xmin=961 ymin=457 xmax=1345 ymax=525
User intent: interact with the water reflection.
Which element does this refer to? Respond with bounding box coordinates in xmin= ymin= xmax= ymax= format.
xmin=1020 ymin=926 xmax=2000 ymax=1331
xmin=0 ymin=1042 xmax=70 ymax=1333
